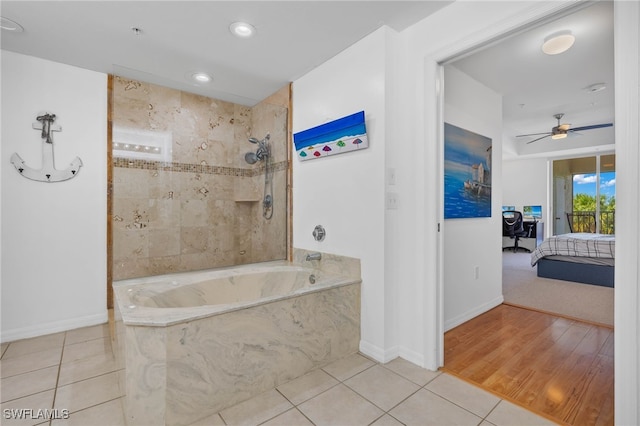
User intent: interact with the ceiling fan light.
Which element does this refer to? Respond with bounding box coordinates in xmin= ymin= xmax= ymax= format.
xmin=551 ymin=133 xmax=567 ymax=140
xmin=542 ymin=31 xmax=575 ymax=55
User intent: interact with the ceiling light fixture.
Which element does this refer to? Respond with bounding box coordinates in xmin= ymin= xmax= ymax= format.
xmin=1 ymin=16 xmax=24 ymax=32
xmin=229 ymin=21 xmax=256 ymax=38
xmin=551 ymin=132 xmax=568 ymax=140
xmin=190 ymin=72 xmax=213 ymax=84
xmin=542 ymin=30 xmax=575 ymax=55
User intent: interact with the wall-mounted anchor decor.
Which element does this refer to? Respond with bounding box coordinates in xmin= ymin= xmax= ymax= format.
xmin=293 ymin=110 xmax=368 ymax=161
xmin=10 ymin=113 xmax=82 ymax=182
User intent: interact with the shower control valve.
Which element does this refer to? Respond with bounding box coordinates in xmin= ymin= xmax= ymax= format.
xmin=312 ymin=225 xmax=326 ymax=242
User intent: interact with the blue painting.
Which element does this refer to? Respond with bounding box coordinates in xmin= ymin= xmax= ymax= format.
xmin=444 ymin=123 xmax=492 ymax=219
xmin=293 ymin=111 xmax=368 ymax=161
xmin=524 ymin=205 xmax=542 ymax=219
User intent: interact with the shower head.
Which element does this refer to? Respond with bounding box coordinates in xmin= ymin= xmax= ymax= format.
xmin=249 ymin=134 xmax=270 ymax=144
xmin=244 ymin=152 xmax=259 ymax=164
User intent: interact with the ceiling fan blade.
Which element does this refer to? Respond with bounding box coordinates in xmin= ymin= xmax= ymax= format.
xmin=526 ymin=134 xmax=552 ymax=144
xmin=570 ymin=123 xmax=613 ymax=132
xmin=516 ymin=132 xmax=552 ymax=137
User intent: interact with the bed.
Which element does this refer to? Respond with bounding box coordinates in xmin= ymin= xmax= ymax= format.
xmin=530 ymin=233 xmax=615 ymax=288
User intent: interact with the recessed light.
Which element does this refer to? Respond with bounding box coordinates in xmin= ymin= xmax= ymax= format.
xmin=190 ymin=72 xmax=213 ymax=84
xmin=229 ymin=21 xmax=256 ymax=38
xmin=542 ymin=30 xmax=575 ymax=55
xmin=1 ymin=16 xmax=24 ymax=32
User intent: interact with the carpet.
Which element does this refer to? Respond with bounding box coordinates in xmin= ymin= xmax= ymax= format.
xmin=502 ymin=251 xmax=614 ymax=327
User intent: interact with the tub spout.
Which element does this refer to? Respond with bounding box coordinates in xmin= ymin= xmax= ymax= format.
xmin=306 ymin=252 xmax=322 ymax=261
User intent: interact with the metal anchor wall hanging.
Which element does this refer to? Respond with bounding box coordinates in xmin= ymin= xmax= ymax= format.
xmin=10 ymin=113 xmax=82 ymax=182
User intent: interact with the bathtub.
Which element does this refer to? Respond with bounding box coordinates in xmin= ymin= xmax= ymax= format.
xmin=112 ymin=251 xmax=361 ymax=426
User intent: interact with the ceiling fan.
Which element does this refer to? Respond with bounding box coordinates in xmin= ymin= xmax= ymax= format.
xmin=517 ymin=113 xmax=613 ymax=144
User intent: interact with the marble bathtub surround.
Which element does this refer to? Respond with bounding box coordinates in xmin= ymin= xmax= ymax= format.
xmin=112 ymin=253 xmax=361 ymax=425
xmin=113 ymin=260 xmax=360 ymax=326
xmin=112 ymin=77 xmax=288 ymax=280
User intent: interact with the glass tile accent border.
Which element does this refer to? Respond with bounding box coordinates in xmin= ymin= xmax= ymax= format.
xmin=114 ymin=157 xmax=288 ymax=177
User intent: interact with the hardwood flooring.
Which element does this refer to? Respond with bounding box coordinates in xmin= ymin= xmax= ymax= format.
xmin=443 ymin=304 xmax=614 ymax=426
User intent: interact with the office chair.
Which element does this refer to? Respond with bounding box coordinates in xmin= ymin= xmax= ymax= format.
xmin=502 ymin=210 xmax=529 ymax=252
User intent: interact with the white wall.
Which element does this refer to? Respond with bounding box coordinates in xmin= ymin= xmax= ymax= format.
xmin=1 ymin=51 xmax=108 ymax=342
xmin=442 ymin=66 xmax=503 ymax=330
xmin=292 ymin=28 xmax=389 ymax=359
xmin=292 ymin=1 xmax=600 ymax=368
xmin=393 ymin=0 xmax=568 ymax=369
xmin=502 ymin=157 xmax=549 ymax=231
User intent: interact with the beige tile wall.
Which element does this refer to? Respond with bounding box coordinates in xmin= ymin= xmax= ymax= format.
xmin=112 ymin=77 xmax=288 ymax=279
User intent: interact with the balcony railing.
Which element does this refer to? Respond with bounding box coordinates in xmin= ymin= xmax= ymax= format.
xmin=599 ymin=210 xmax=615 ymax=234
xmin=567 ymin=210 xmax=615 ymax=234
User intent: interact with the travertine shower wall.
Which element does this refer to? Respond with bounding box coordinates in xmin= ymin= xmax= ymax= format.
xmin=112 ymin=77 xmax=287 ymax=280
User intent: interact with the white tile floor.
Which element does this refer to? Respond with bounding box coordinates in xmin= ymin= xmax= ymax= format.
xmin=0 ymin=324 xmax=557 ymax=426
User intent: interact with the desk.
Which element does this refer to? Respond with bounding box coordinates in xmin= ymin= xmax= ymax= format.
xmin=503 ymin=221 xmax=543 ymax=252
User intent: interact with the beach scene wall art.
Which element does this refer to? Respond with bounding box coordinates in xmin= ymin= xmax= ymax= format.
xmin=444 ymin=122 xmax=492 ymax=219
xmin=293 ymin=111 xmax=368 ymax=161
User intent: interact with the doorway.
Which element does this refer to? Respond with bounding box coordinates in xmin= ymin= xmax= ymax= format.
xmin=434 ymin=1 xmax=640 ymax=422
xmin=437 ymin=1 xmax=618 ymax=423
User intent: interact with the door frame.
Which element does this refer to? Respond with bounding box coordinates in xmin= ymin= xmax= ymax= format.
xmin=429 ymin=2 xmax=639 ymax=423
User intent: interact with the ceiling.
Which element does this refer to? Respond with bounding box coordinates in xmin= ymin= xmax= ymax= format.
xmin=1 ymin=1 xmax=614 ymax=160
xmin=0 ymin=1 xmax=451 ymax=106
xmin=450 ymin=1 xmax=615 ymax=160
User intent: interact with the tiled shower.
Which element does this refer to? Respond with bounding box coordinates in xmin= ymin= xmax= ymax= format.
xmin=112 ymin=77 xmax=288 ymax=280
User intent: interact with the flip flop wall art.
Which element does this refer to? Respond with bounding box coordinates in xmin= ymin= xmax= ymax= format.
xmin=293 ymin=111 xmax=368 ymax=161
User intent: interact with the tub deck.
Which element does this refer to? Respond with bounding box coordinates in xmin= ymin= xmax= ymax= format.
xmin=114 ymin=260 xmax=358 ymax=326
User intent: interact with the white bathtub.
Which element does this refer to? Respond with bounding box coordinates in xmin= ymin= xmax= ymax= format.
xmin=112 ymin=252 xmax=361 ymax=426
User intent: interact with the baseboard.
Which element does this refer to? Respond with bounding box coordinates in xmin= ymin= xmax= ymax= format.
xmin=444 ymin=296 xmax=504 ymax=332
xmin=1 ymin=311 xmax=109 ymax=343
xmin=397 ymin=347 xmax=426 ymax=368
xmin=359 ymin=341 xmax=427 ymax=368
xmin=359 ymin=340 xmax=390 ymax=363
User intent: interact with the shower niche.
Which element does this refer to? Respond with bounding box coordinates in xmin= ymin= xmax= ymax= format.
xmin=111 ymin=77 xmax=288 ymax=280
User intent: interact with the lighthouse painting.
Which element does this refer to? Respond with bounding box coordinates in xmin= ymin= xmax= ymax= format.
xmin=444 ymin=123 xmax=492 ymax=219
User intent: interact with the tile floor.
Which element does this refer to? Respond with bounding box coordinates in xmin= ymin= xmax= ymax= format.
xmin=1 ymin=324 xmax=556 ymax=426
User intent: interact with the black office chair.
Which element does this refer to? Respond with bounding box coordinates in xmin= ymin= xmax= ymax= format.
xmin=502 ymin=210 xmax=529 ymax=252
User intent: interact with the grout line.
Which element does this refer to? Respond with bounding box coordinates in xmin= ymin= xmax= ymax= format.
xmin=0 ymin=360 xmax=61 ymax=380
xmin=0 ymin=343 xmax=9 ymax=359
xmin=482 ymin=399 xmax=502 ymax=423
xmin=63 ymin=334 xmax=111 ymax=349
xmin=60 ymin=396 xmax=123 ymax=418
xmin=291 ymin=406 xmax=316 ymax=426
xmin=57 ymin=369 xmax=121 ymax=389
xmin=50 ymin=331 xmax=66 ymax=414
xmin=420 ymin=387 xmax=486 ymax=422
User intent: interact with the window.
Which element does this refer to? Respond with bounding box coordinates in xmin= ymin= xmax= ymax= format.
xmin=552 ymin=154 xmax=615 ymax=234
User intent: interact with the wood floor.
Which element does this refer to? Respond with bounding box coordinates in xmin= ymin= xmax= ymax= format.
xmin=443 ymin=304 xmax=614 ymax=426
